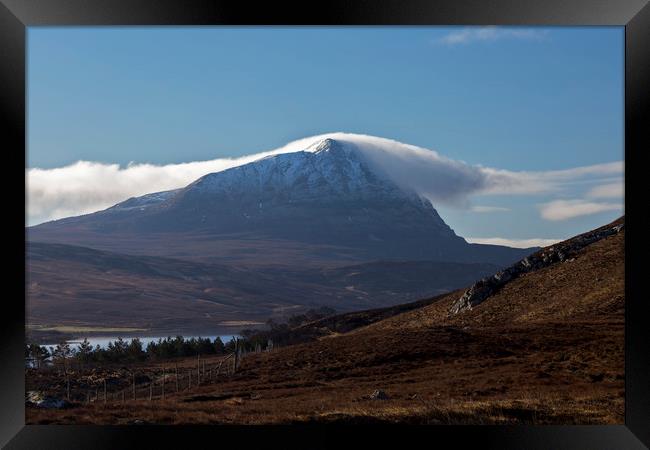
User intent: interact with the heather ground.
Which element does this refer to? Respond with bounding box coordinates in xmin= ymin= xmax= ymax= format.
xmin=26 ymin=230 xmax=624 ymax=425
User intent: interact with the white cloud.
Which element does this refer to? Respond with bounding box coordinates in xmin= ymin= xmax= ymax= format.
xmin=538 ymin=199 xmax=623 ymax=221
xmin=26 ymin=132 xmax=624 ymax=226
xmin=436 ymin=26 xmax=548 ymax=46
xmin=27 ymin=153 xmax=284 ymax=226
xmin=465 ymin=237 xmax=560 ymax=248
xmin=469 ymin=206 xmax=511 ymax=213
xmin=477 ymin=162 xmax=624 ymax=195
xmin=586 ymin=182 xmax=624 ymax=199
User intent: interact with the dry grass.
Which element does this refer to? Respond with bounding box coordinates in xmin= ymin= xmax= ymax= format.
xmin=27 ymin=389 xmax=623 ymax=425
xmin=27 ymin=231 xmax=624 ymax=425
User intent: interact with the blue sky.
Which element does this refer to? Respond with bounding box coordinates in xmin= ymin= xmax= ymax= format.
xmin=27 ymin=27 xmax=624 ymax=243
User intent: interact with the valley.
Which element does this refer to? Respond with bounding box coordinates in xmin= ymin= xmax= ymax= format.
xmin=27 ymin=241 xmax=500 ymax=341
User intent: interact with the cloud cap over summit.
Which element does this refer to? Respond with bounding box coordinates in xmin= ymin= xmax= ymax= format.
xmin=27 ymin=133 xmax=623 ymax=227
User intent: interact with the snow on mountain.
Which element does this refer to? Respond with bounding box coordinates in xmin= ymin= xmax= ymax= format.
xmin=185 ymin=138 xmax=419 ymax=203
xmin=107 ymin=133 xmax=488 ymax=214
xmin=246 ymin=132 xmax=489 ymax=204
xmin=108 ymin=189 xmax=181 ymax=212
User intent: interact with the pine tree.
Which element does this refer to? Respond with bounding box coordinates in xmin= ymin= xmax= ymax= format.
xmin=128 ymin=338 xmax=145 ymax=361
xmin=77 ymin=338 xmax=93 ymax=368
xmin=52 ymin=341 xmax=72 ymax=374
xmin=27 ymin=343 xmax=46 ymax=368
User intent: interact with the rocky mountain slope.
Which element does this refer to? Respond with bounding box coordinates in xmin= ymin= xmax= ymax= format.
xmin=449 ymin=217 xmax=624 ymax=314
xmin=248 ymin=217 xmax=624 ymax=347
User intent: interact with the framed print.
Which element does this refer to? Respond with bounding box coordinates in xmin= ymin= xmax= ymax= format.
xmin=1 ymin=0 xmax=649 ymax=448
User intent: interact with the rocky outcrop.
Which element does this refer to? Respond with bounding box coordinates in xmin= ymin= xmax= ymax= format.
xmin=449 ymin=219 xmax=624 ymax=315
xmin=368 ymin=389 xmax=389 ymax=400
xmin=26 ymin=391 xmax=71 ymax=409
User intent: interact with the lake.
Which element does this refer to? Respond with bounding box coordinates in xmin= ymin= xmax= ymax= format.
xmin=42 ymin=335 xmax=240 ymax=350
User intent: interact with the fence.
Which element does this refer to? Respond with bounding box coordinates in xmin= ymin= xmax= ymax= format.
xmin=27 ymin=339 xmax=280 ymax=405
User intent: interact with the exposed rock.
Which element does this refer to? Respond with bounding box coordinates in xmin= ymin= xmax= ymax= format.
xmin=25 ymin=391 xmax=70 ymax=409
xmin=449 ymin=219 xmax=624 ymax=315
xmin=369 ymin=389 xmax=389 ymax=400
xmin=225 ymin=397 xmax=244 ymax=405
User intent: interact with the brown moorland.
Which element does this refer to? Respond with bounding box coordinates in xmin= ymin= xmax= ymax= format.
xmin=26 ymin=241 xmax=499 ymax=342
xmin=26 ymin=219 xmax=624 ymax=425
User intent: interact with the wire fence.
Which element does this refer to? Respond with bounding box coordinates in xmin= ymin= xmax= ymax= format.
xmin=27 ymin=340 xmax=280 ymax=405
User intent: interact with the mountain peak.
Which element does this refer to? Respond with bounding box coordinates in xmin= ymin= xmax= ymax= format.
xmin=310 ymin=137 xmax=345 ymax=154
xmin=182 ymin=138 xmax=405 ymax=205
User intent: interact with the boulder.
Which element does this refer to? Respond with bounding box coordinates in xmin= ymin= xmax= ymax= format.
xmin=369 ymin=389 xmax=389 ymax=400
xmin=25 ymin=391 xmax=70 ymax=409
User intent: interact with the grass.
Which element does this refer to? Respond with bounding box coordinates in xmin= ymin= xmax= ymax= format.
xmin=26 ymin=390 xmax=623 ymax=425
xmin=26 ymin=230 xmax=624 ymax=425
xmin=301 ymin=396 xmax=622 ymax=425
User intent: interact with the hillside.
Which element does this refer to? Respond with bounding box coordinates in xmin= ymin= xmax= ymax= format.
xmin=28 ymin=217 xmax=624 ymax=425
xmin=26 ymin=242 xmax=499 ymax=340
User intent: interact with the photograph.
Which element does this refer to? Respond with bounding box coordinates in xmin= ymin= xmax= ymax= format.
xmin=24 ymin=25 xmax=625 ymax=425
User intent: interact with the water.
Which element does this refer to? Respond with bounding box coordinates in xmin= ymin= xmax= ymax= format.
xmin=42 ymin=334 xmax=239 ymax=351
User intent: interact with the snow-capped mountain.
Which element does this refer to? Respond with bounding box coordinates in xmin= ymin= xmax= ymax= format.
xmin=28 ymin=138 xmax=534 ymax=266
xmin=188 ymin=138 xmax=410 ymax=200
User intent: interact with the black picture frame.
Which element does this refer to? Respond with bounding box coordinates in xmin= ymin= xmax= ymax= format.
xmin=2 ymin=1 xmax=648 ymax=448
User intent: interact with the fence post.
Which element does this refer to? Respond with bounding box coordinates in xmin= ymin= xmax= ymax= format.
xmin=231 ymin=342 xmax=235 ymax=374
xmin=175 ymin=364 xmax=179 ymax=392
xmin=122 ymin=390 xmax=125 ymax=403
xmin=235 ymin=339 xmax=239 ymax=371
xmin=162 ymin=367 xmax=165 ymax=400
xmin=188 ymin=370 xmax=191 ymax=389
xmin=149 ymin=382 xmax=152 ymax=401
xmin=103 ymin=379 xmax=107 ymax=404
xmin=66 ymin=379 xmax=70 ymax=401
xmin=196 ymin=354 xmax=201 ymax=386
xmin=132 ymin=373 xmax=136 ymax=401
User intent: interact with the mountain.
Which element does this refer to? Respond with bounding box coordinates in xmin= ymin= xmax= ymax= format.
xmin=26 ymin=241 xmax=499 ymax=339
xmin=28 ymin=138 xmax=534 ymax=267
